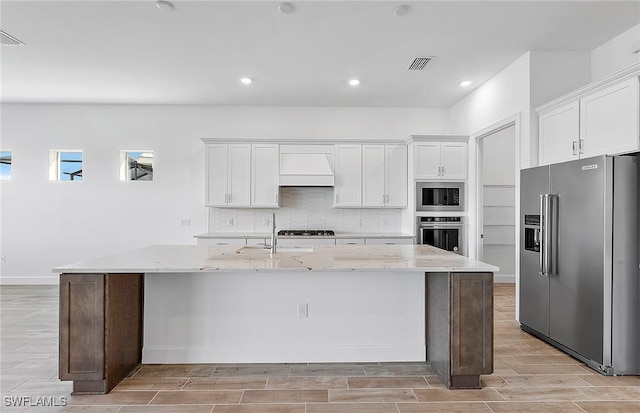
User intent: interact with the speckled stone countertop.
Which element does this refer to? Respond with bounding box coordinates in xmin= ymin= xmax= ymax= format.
xmin=53 ymin=244 xmax=498 ymax=274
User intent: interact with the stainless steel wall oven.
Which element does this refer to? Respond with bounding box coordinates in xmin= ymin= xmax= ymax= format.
xmin=417 ymin=216 xmax=464 ymax=255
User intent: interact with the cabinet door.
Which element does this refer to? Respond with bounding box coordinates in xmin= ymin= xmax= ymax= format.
xmin=227 ymin=144 xmax=251 ymax=206
xmin=539 ymin=101 xmax=580 ymax=165
xmin=384 ymin=145 xmax=407 ymax=207
xmin=206 ymin=144 xmax=229 ymax=206
xmin=440 ymin=142 xmax=468 ymax=180
xmin=334 ymin=145 xmax=362 ymax=207
xmin=414 ymin=142 xmax=441 ymax=180
xmin=59 ymin=274 xmax=105 ymax=381
xmin=362 ymin=145 xmax=385 ymax=206
xmin=252 ymin=144 xmax=279 ymax=207
xmin=580 ymin=77 xmax=640 ymax=158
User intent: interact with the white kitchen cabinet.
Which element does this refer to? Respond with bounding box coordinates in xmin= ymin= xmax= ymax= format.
xmin=251 ymin=144 xmax=279 ymax=207
xmin=334 ymin=145 xmax=362 ymax=207
xmin=197 ymin=238 xmax=246 ymax=246
xmin=362 ymin=144 xmax=407 ymax=207
xmin=206 ymin=144 xmax=251 ymax=207
xmin=538 ymin=101 xmax=580 ymax=165
xmin=364 ymin=238 xmax=414 ymax=245
xmin=385 ymin=145 xmax=408 ymax=207
xmin=414 ymin=141 xmax=467 ymax=180
xmin=537 ymin=74 xmax=639 ymax=165
xmin=277 ymin=238 xmax=336 ymax=247
xmin=580 ymin=76 xmax=639 ymax=158
xmin=246 ymin=238 xmax=268 ymax=246
xmin=336 ymin=238 xmax=365 ymax=245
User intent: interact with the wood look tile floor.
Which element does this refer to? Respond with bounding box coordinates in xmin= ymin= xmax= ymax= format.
xmin=1 ymin=284 xmax=639 ymax=412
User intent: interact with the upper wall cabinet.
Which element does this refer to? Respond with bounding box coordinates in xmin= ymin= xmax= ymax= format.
xmin=206 ymin=143 xmax=279 ymax=208
xmin=251 ymin=144 xmax=279 ymax=207
xmin=334 ymin=144 xmax=362 ymax=207
xmin=414 ymin=140 xmax=468 ymax=180
xmin=538 ymin=69 xmax=639 ymax=166
xmin=206 ymin=143 xmax=251 ymax=207
xmin=362 ymin=144 xmax=407 ymax=207
xmin=539 ymin=101 xmax=580 ymax=165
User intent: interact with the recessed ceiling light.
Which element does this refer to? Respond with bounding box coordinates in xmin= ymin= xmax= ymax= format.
xmin=279 ymin=2 xmax=295 ymax=14
xmin=393 ymin=5 xmax=411 ymax=17
xmin=459 ymin=80 xmax=473 ymax=87
xmin=155 ymin=1 xmax=175 ymax=12
xmin=348 ymin=79 xmax=360 ymax=86
xmin=240 ymin=77 xmax=253 ymax=85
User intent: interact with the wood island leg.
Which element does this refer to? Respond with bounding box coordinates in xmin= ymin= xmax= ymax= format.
xmin=59 ymin=273 xmax=144 ymax=394
xmin=426 ymin=272 xmax=493 ymax=389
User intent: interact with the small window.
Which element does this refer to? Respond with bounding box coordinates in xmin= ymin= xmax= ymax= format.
xmin=49 ymin=150 xmax=83 ymax=181
xmin=1 ymin=151 xmax=12 ymax=180
xmin=121 ymin=151 xmax=153 ymax=181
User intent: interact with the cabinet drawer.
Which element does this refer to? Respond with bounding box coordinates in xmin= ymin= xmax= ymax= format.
xmin=277 ymin=238 xmax=336 ymax=247
xmin=336 ymin=238 xmax=365 ymax=245
xmin=365 ymin=238 xmax=414 ymax=245
xmin=246 ymin=238 xmax=268 ymax=246
xmin=197 ymin=238 xmax=247 ymax=246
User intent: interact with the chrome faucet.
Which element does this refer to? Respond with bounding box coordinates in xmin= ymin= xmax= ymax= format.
xmin=269 ymin=212 xmax=277 ymax=254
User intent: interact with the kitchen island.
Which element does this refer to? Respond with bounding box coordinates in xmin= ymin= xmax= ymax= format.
xmin=54 ymin=244 xmax=497 ymax=394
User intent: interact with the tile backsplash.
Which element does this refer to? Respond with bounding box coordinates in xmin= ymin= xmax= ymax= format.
xmin=209 ymin=187 xmax=402 ymax=233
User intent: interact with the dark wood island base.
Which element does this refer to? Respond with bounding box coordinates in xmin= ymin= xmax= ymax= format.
xmin=59 ymin=273 xmax=144 ymax=394
xmin=59 ymin=271 xmax=493 ymax=394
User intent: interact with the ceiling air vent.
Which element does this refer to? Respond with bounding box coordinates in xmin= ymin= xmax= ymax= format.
xmin=407 ymin=56 xmax=434 ymax=71
xmin=0 ymin=30 xmax=25 ymax=46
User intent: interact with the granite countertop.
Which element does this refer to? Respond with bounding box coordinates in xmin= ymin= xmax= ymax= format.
xmin=53 ymin=244 xmax=498 ymax=274
xmin=194 ymin=232 xmax=415 ymax=239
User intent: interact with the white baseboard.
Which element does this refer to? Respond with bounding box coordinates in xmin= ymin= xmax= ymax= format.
xmin=494 ymin=274 xmax=515 ymax=283
xmin=142 ymin=345 xmax=426 ymax=364
xmin=0 ymin=276 xmax=59 ymax=285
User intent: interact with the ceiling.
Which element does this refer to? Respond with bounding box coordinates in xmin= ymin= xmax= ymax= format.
xmin=1 ymin=1 xmax=639 ymax=107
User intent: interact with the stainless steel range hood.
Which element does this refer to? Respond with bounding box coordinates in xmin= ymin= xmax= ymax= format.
xmin=279 ymin=145 xmax=335 ymax=186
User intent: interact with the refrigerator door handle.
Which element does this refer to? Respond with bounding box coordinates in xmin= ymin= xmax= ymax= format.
xmin=547 ymin=194 xmax=558 ymax=276
xmin=540 ymin=194 xmax=547 ymax=276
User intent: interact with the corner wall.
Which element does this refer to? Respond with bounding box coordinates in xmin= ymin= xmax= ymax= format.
xmin=0 ymin=104 xmax=448 ymax=284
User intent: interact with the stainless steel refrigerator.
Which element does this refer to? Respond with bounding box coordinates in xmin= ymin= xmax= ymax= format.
xmin=520 ymin=153 xmax=639 ymax=375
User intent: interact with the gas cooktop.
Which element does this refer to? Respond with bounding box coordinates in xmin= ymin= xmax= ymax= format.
xmin=277 ymin=230 xmax=335 ymax=236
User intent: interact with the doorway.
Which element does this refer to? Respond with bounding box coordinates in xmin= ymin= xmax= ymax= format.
xmin=477 ymin=124 xmax=517 ymax=282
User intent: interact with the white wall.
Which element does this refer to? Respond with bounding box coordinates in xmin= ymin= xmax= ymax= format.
xmin=449 ymin=52 xmax=531 ymax=268
xmin=448 ymin=50 xmax=591 ymax=317
xmin=591 ymin=23 xmax=640 ymax=81
xmin=0 ymin=104 xmax=448 ymax=284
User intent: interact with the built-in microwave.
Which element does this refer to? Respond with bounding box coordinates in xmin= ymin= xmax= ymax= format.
xmin=416 ymin=182 xmax=464 ymax=212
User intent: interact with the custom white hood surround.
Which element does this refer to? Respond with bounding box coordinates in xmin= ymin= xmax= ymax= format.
xmin=279 ymin=144 xmax=334 ymax=186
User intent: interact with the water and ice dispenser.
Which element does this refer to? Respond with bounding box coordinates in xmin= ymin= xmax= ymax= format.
xmin=524 ymin=214 xmax=541 ymax=252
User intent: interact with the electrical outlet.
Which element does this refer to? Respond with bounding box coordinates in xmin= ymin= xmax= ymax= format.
xmin=356 ymin=218 xmax=362 ymax=227
xmin=227 ymin=219 xmax=234 ymax=226
xmin=180 ymin=219 xmax=191 ymax=227
xmin=298 ymin=303 xmax=308 ymax=318
xmin=263 ymin=218 xmax=271 ymax=226
xmin=0 ymin=256 xmax=5 ymax=264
